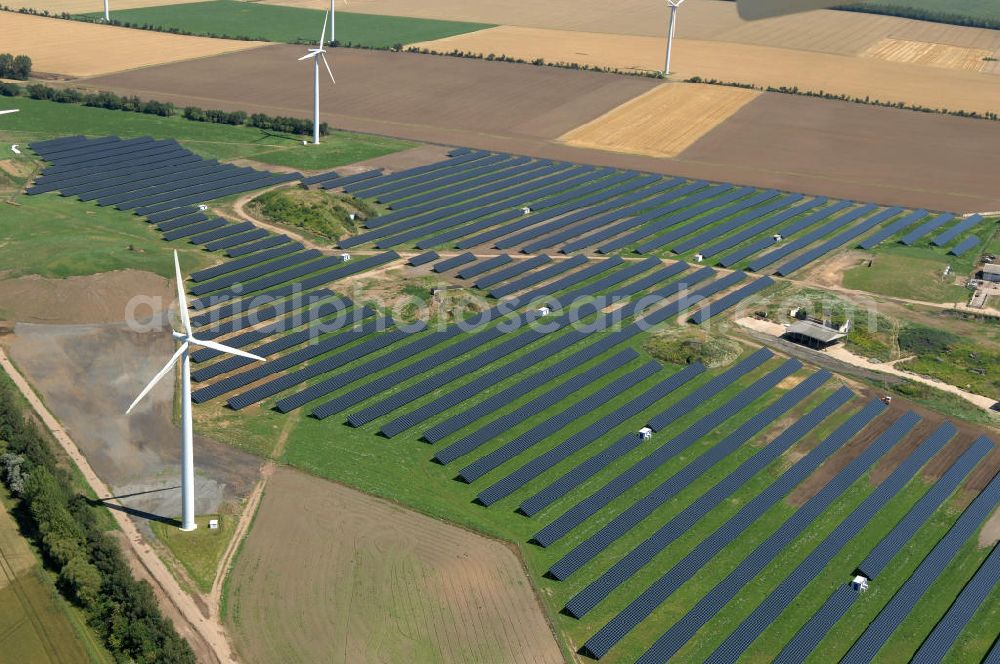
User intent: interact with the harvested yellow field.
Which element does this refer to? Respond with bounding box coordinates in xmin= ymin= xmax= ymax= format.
xmin=861 ymin=38 xmax=995 ymax=72
xmin=0 ymin=13 xmax=269 ymax=78
xmin=411 ymin=26 xmax=1000 ymax=115
xmin=13 ymin=0 xmax=204 ymax=12
xmin=409 ymin=26 xmax=666 ymax=73
xmin=559 ymin=83 xmax=760 ymax=158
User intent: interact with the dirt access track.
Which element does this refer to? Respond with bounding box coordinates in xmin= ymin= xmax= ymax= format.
xmin=225 ymin=465 xmax=563 ymax=664
xmin=80 ymin=45 xmax=1000 ymax=212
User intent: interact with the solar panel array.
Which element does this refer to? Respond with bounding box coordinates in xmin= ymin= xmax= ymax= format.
xmin=950 ymin=234 xmax=980 ymax=256
xmin=29 ymin=135 xmax=998 ymax=662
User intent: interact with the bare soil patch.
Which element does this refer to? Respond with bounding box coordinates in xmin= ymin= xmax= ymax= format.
xmin=861 ymin=38 xmax=995 ymax=72
xmin=15 ymin=0 xmax=207 ymax=13
xmin=558 ymin=82 xmax=759 ymax=158
xmin=225 ymin=466 xmax=562 ymax=664
xmin=0 ymin=269 xmax=172 ymax=324
xmin=1 ymin=12 xmax=268 ymax=78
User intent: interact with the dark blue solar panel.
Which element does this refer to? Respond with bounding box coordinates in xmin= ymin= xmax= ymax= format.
xmin=669 ymin=193 xmax=800 ymax=254
xmin=132 ymin=173 xmax=298 ymax=215
xmin=551 ymin=385 xmax=852 ymax=613
xmin=433 ymin=348 xmax=639 ymax=465
xmin=688 ymin=277 xmax=774 ymax=324
xmin=477 ymin=362 xmax=704 ymax=506
xmin=161 ymin=217 xmax=227 ymax=241
xmin=457 ymin=360 xmax=661 ymax=484
xmin=156 ymin=212 xmax=209 ymax=232
xmin=749 ymin=203 xmax=878 ymax=272
xmin=716 ymin=200 xmax=853 ymax=267
xmin=710 ymin=421 xmax=959 ymax=664
xmin=317 ymin=168 xmax=382 ymax=189
xmin=458 ymin=255 xmax=511 ymax=279
xmin=634 ymin=188 xmax=774 ymax=254
xmin=489 ymin=255 xmax=588 ymax=298
xmin=699 ymin=197 xmax=828 ymax=259
xmin=773 ymin=586 xmax=858 ymax=664
xmin=475 ymin=255 xmax=551 ymax=289
xmin=432 ymin=252 xmax=475 ymax=272
xmin=408 ymin=251 xmax=439 ymax=266
xmin=191 ymin=242 xmax=302 ymax=282
xmin=225 ymin=234 xmax=291 ymax=257
xmin=76 ymin=159 xmax=227 ymax=201
xmin=553 ymin=365 xmax=824 ymax=586
xmin=379 ymin=157 xmax=529 ymax=206
xmin=145 ymin=206 xmax=201 ymax=224
xmin=514 ymin=256 xmax=625 ymax=306
xmin=932 ymin=214 xmax=983 ymax=246
xmin=596 ymin=184 xmax=747 ymax=254
xmin=840 ymin=452 xmax=1000 ymax=664
xmin=450 ymin=171 xmax=640 ymax=249
xmin=858 ymin=209 xmax=929 ymax=249
xmin=633 ymin=410 xmax=918 ymax=664
xmin=774 ymin=206 xmax=903 ymax=276
xmin=349 ymin=152 xmax=496 ymax=202
xmin=193 ymin=288 xmax=341 ymax=346
xmin=581 ymin=398 xmax=887 ymax=659
xmin=949 ymin=235 xmax=980 ymax=256
xmin=203 ymin=228 xmax=270 ymax=252
xmin=531 ymin=347 xmax=773 ymax=548
xmin=900 ymin=213 xmax=954 ymax=245
xmin=190 ymin=250 xmax=321 ymax=295
xmin=106 ymin=166 xmax=251 ymax=206
xmin=190 ymin=222 xmax=254 ymax=246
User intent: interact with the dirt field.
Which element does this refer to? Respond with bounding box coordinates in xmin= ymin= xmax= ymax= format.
xmin=861 ymin=38 xmax=995 ymax=72
xmin=225 ymin=466 xmax=562 ymax=664
xmin=79 ymin=46 xmax=1000 ymax=213
xmin=13 ymin=0 xmax=206 ymax=13
xmin=558 ymin=82 xmax=760 ymax=158
xmin=0 ymin=270 xmax=172 ymax=324
xmin=410 ymin=28 xmax=1000 ymax=115
xmin=0 ymin=13 xmax=268 ymax=78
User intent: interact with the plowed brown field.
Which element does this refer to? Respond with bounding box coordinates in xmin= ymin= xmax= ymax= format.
xmin=558 ymin=83 xmax=760 ymax=158
xmin=0 ymin=12 xmax=268 ymax=78
xmin=225 ymin=466 xmax=562 ymax=664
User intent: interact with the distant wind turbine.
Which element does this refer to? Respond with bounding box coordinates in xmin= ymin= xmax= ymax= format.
xmin=663 ymin=0 xmax=685 ymax=76
xmin=126 ymin=251 xmax=265 ymax=532
xmin=299 ymin=10 xmax=336 ymax=145
xmin=329 ymin=0 xmax=335 ymax=44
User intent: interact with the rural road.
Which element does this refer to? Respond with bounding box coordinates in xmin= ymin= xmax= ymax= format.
xmin=0 ymin=347 xmax=235 ymax=664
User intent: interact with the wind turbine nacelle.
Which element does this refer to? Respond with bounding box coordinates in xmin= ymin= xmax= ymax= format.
xmin=736 ymin=0 xmax=878 ymax=20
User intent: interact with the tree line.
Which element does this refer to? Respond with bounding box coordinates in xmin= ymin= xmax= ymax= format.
xmin=0 ymin=81 xmax=329 ymax=136
xmin=0 ymin=379 xmax=196 ymax=664
xmin=0 ymin=52 xmax=31 ymax=80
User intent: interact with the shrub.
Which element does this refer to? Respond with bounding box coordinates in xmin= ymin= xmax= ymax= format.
xmin=0 ymin=81 xmax=19 ymax=96
xmin=0 ymin=52 xmax=31 ymax=80
xmin=898 ymin=324 xmax=958 ymax=356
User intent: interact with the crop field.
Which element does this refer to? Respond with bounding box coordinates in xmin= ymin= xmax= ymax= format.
xmin=557 ymin=83 xmax=760 ymax=159
xmin=0 ymin=500 xmax=106 ymax=664
xmin=225 ymin=466 xmax=563 ymax=664
xmin=23 ymin=136 xmax=1000 ymax=662
xmin=75 ymin=42 xmax=1000 ymax=212
xmin=80 ymin=1 xmax=495 ymax=48
xmin=0 ymin=12 xmax=269 ymax=78
xmin=860 ymin=37 xmax=995 ymax=71
xmin=10 ymin=0 xmax=204 ymax=13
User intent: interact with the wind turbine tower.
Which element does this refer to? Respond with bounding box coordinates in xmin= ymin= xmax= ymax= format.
xmin=126 ymin=252 xmax=264 ymax=531
xmin=299 ymin=11 xmax=336 ymax=145
xmin=103 ymin=0 xmax=109 ymax=22
xmin=664 ymin=0 xmax=685 ymax=76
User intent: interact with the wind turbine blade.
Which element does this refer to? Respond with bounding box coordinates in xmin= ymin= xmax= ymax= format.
xmin=173 ymin=251 xmax=191 ymax=336
xmin=320 ymin=9 xmax=329 ymax=46
xmin=0 ymin=109 xmax=19 ymax=115
xmin=125 ymin=343 xmax=187 ymax=414
xmin=321 ymin=53 xmax=336 ymax=84
xmin=190 ymin=337 xmax=266 ymax=362
xmin=298 ymin=52 xmax=315 ymax=61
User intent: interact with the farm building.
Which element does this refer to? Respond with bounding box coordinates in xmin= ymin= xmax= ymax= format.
xmin=783 ymin=320 xmax=847 ymax=349
xmin=979 ymin=264 xmax=1000 ymax=283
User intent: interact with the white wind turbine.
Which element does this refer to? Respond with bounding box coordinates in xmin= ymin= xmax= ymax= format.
xmin=126 ymin=251 xmax=265 ymax=532
xmin=663 ymin=0 xmax=685 ymax=76
xmin=299 ymin=10 xmax=336 ymax=145
xmin=103 ymin=0 xmax=109 ymax=22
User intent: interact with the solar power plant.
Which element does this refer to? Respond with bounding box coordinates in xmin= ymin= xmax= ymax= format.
xmin=26 ymin=136 xmax=1000 ymax=663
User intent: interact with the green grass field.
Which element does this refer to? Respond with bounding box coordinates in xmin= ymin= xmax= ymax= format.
xmin=81 ymin=1 xmax=494 ymax=47
xmin=845 ymin=0 xmax=1000 ymax=25
xmin=150 ymin=514 xmax=236 ymax=593
xmin=0 ymin=97 xmax=415 ymax=171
